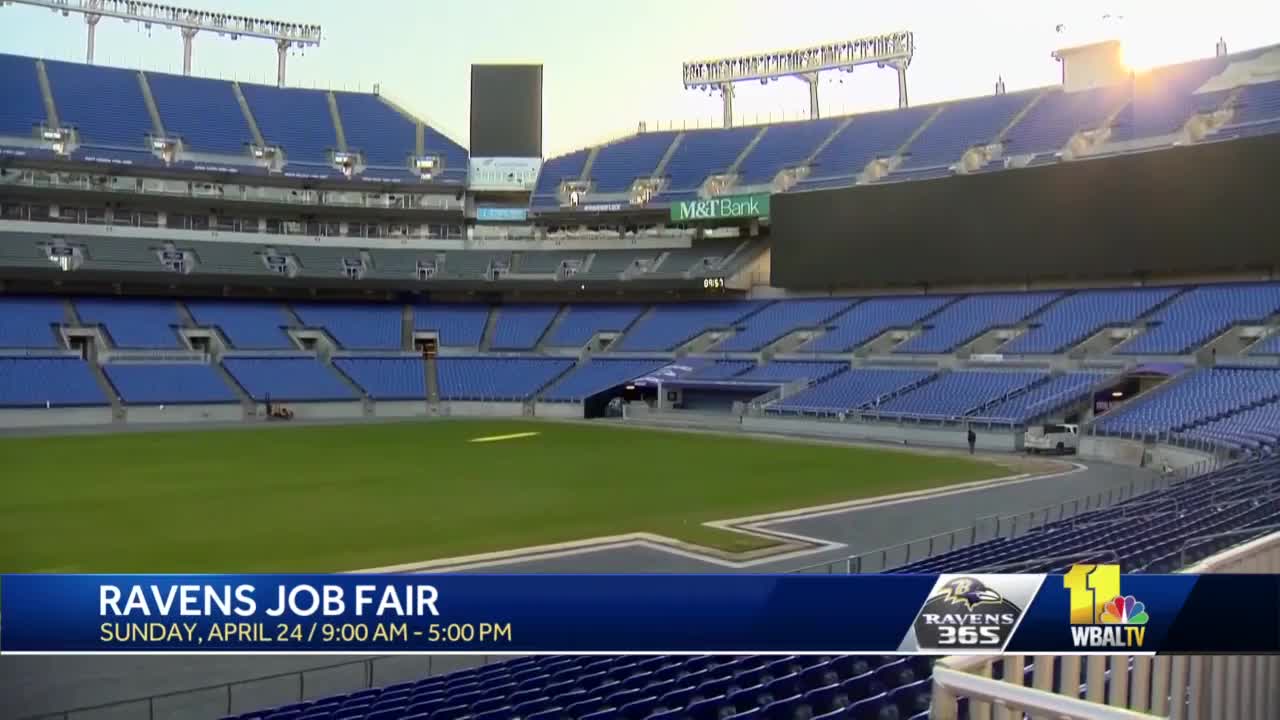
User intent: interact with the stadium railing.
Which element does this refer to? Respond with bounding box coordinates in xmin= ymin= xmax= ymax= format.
xmin=790 ymin=458 xmax=1219 ymax=575
xmin=930 ymin=529 xmax=1280 ymax=720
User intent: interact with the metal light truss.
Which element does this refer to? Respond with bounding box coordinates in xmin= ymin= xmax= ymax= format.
xmin=681 ymin=31 xmax=915 ymax=126
xmin=4 ymin=0 xmax=321 ymax=85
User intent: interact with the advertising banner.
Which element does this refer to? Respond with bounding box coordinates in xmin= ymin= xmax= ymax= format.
xmin=671 ymin=193 xmax=770 ymax=222
xmin=2 ymin=568 xmax=1269 ymax=654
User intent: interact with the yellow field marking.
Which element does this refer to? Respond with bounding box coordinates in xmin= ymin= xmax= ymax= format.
xmin=468 ymin=431 xmax=541 ymax=444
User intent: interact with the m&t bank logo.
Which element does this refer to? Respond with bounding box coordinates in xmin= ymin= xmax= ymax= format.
xmin=1065 ymin=564 xmax=1149 ymax=648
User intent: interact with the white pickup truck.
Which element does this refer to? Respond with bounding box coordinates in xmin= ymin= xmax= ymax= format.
xmin=1023 ymin=423 xmax=1080 ymax=454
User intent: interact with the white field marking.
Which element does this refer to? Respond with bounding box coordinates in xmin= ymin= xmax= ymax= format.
xmin=351 ymin=462 xmax=1089 ymax=573
xmin=468 ymin=431 xmax=541 ymax=444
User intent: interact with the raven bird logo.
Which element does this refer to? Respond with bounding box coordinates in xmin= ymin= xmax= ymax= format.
xmin=932 ymin=577 xmax=1003 ymax=609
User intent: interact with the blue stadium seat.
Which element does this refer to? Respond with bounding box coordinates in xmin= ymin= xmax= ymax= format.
xmin=103 ymin=363 xmax=237 ymax=405
xmin=999 ymin=84 xmax=1129 ymax=160
xmin=1116 ymin=284 xmax=1280 ymax=354
xmin=771 ymin=368 xmax=936 ymax=416
xmin=999 ymin=287 xmax=1178 ymax=354
xmin=890 ymin=91 xmax=1038 ymax=176
xmin=333 ymin=357 xmax=425 ymax=400
xmin=737 ymin=118 xmax=843 ymax=185
xmin=185 ymin=300 xmax=295 ymax=349
xmin=490 ymin=305 xmax=560 ymax=350
xmin=436 ymin=357 xmax=574 ymax=401
xmin=876 ymin=370 xmax=1047 ymax=420
xmin=145 ymin=72 xmax=252 ymax=155
xmin=587 ymin=132 xmax=679 ymax=193
xmin=221 ymin=357 xmax=357 ymax=402
xmin=657 ymin=126 xmax=760 ymax=199
xmin=715 ymin=299 xmax=857 ymax=352
xmin=798 ymin=297 xmax=952 ymax=353
xmin=546 ymin=305 xmax=645 ymax=347
xmin=239 ymin=84 xmax=336 ymax=165
xmin=614 ymin=302 xmax=761 ymax=351
xmin=292 ymin=303 xmax=402 ymax=350
xmin=0 ymin=296 xmax=66 ymax=348
xmin=74 ymin=298 xmax=183 ymax=349
xmin=0 ymin=356 xmax=109 ymax=407
xmin=893 ymin=292 xmax=1060 ymax=354
xmin=333 ymin=92 xmax=415 ymax=168
xmin=43 ymin=59 xmax=153 ymax=150
xmin=0 ymin=54 xmax=46 ymax=138
xmin=795 ymin=105 xmax=936 ymax=189
xmin=414 ymin=304 xmax=491 ymax=347
xmin=541 ymin=358 xmax=670 ymax=402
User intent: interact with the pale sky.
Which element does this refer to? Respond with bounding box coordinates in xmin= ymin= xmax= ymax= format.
xmin=0 ymin=0 xmax=1274 ymax=156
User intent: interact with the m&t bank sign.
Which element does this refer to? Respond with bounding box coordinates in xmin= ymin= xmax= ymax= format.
xmin=670 ymin=193 xmax=770 ymax=222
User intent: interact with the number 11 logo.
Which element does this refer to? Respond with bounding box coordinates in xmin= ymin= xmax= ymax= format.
xmin=1064 ymin=564 xmax=1120 ymax=625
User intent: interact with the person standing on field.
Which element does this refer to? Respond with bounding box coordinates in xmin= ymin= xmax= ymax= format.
xmin=967 ymin=427 xmax=976 ymax=455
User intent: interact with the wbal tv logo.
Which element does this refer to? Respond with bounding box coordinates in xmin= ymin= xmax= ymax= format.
xmin=1065 ymin=564 xmax=1149 ymax=649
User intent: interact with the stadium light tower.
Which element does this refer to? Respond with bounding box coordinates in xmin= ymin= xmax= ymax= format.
xmin=3 ymin=0 xmax=321 ymax=86
xmin=682 ymin=31 xmax=914 ymax=127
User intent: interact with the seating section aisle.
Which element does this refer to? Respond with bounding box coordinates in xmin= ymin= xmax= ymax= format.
xmin=587 ymin=132 xmax=679 ymax=193
xmin=795 ymin=105 xmax=937 ymax=189
xmin=1116 ymin=284 xmax=1280 ymax=355
xmin=736 ymin=118 xmax=843 ymax=186
xmin=797 ymin=296 xmax=953 ymax=353
xmin=657 ymin=126 xmax=759 ymax=201
xmin=1095 ymin=367 xmax=1280 ymax=437
xmin=876 ymin=370 xmax=1048 ymax=419
xmin=186 ymin=300 xmax=295 ymax=349
xmin=490 ymin=305 xmax=560 ymax=351
xmin=103 ymin=363 xmax=237 ymax=405
xmin=771 ymin=368 xmax=936 ymax=416
xmin=73 ymin=298 xmax=183 ymax=349
xmin=292 ymin=303 xmax=402 ymax=350
xmin=0 ymin=297 xmax=66 ymax=348
xmin=889 ymin=91 xmax=1036 ymax=178
xmin=225 ymin=653 xmax=935 ymax=720
xmin=546 ymin=305 xmax=644 ymax=347
xmin=414 ymin=305 xmax=491 ymax=347
xmin=222 ymin=357 xmax=357 ymax=402
xmin=238 ymin=84 xmax=336 ymax=165
xmin=893 ymin=455 xmax=1280 ymax=575
xmin=542 ymin=358 xmax=670 ymax=402
xmin=0 ymin=357 xmax=108 ymax=407
xmin=436 ymin=357 xmax=575 ymax=401
xmin=614 ymin=302 xmax=760 ymax=352
xmin=714 ymin=299 xmax=857 ymax=352
xmin=893 ymin=292 xmax=1060 ymax=354
xmin=999 ymin=288 xmax=1179 ymax=354
xmin=333 ymin=357 xmax=425 ymax=401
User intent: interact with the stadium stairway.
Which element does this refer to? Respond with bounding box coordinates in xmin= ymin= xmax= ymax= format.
xmin=88 ymin=357 xmax=125 ymax=422
xmin=479 ymin=308 xmax=501 ymax=352
xmin=535 ymin=306 xmax=573 ymax=352
xmin=329 ymin=358 xmax=375 ymax=417
xmin=425 ymin=355 xmax=440 ymax=404
xmin=401 ymin=306 xmax=414 ymax=351
xmin=212 ymin=361 xmax=256 ymax=417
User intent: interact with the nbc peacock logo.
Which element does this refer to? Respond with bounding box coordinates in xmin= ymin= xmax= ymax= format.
xmin=1065 ymin=565 xmax=1149 ymax=648
xmin=1100 ymin=595 xmax=1150 ymax=626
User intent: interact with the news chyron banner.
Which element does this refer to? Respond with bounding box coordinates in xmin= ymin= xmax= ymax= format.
xmin=1 ymin=569 xmax=1277 ymax=654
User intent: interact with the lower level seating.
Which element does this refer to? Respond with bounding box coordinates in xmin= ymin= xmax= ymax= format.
xmin=224 ymin=653 xmax=934 ymax=720
xmin=771 ymin=368 xmax=936 ymax=416
xmin=332 ymin=357 xmax=425 ymax=401
xmin=221 ymin=357 xmax=357 ymax=402
xmin=103 ymin=363 xmax=237 ymax=404
xmin=542 ymin=358 xmax=670 ymax=402
xmin=0 ymin=356 xmax=108 ymax=407
xmin=436 ymin=357 xmax=575 ymax=401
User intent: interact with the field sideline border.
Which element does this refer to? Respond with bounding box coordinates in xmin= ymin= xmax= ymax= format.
xmin=351 ymin=446 xmax=1086 ymax=573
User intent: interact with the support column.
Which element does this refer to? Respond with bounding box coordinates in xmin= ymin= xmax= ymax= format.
xmin=800 ymin=72 xmax=820 ymax=119
xmin=276 ymin=39 xmax=290 ymax=87
xmin=85 ymin=13 xmax=100 ymax=64
xmin=181 ymin=27 xmax=198 ymax=76
xmin=892 ymin=60 xmax=910 ymax=108
xmin=719 ymin=82 xmax=735 ymax=128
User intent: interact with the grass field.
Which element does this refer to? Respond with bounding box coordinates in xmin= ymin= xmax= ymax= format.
xmin=0 ymin=420 xmax=1004 ymax=572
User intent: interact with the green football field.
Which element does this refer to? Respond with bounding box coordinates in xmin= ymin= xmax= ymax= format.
xmin=0 ymin=420 xmax=1003 ymax=573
